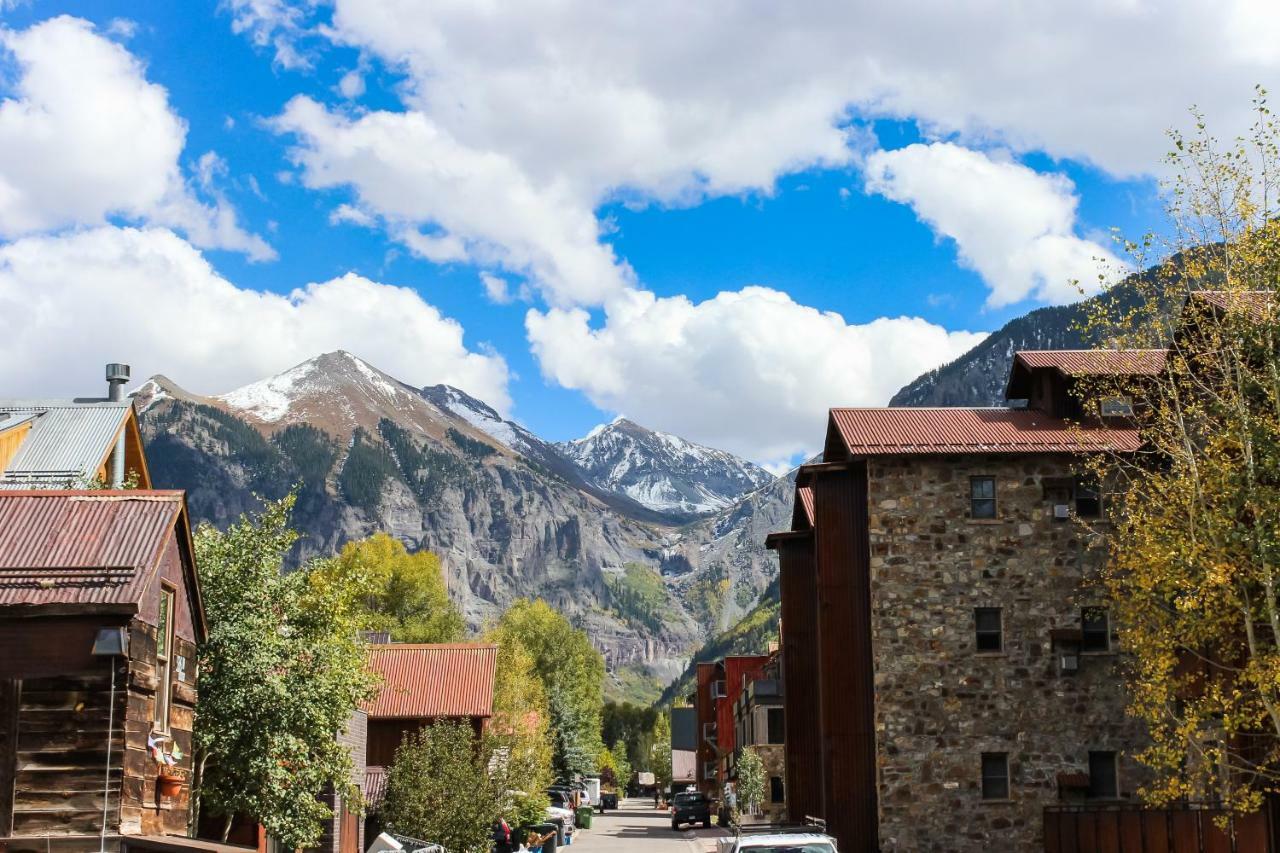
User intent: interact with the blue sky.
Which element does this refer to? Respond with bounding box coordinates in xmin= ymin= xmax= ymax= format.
xmin=0 ymin=1 xmax=1270 ymax=465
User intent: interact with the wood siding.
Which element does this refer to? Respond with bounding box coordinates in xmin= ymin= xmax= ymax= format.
xmin=777 ymin=534 xmax=822 ymax=823
xmin=812 ymin=462 xmax=878 ymax=853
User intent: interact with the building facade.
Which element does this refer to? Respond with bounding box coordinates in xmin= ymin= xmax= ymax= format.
xmin=769 ymin=350 xmax=1154 ymax=852
xmin=0 ymin=490 xmax=205 ymax=851
xmin=731 ymin=654 xmax=786 ymax=820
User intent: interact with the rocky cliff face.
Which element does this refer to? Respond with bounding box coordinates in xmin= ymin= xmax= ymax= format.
xmin=134 ymin=352 xmax=791 ymax=701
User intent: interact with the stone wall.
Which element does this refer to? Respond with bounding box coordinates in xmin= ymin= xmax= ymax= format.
xmin=866 ymin=454 xmax=1147 ymax=852
xmin=751 ymin=744 xmax=786 ymax=821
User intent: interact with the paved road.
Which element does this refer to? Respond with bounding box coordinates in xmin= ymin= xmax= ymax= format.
xmin=570 ymin=800 xmax=728 ymax=853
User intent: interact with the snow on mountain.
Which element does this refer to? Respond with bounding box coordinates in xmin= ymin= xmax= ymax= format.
xmin=557 ymin=417 xmax=774 ymax=515
xmin=419 ymin=383 xmax=534 ymax=454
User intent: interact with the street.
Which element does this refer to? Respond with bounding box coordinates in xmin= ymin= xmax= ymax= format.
xmin=571 ymin=800 xmax=728 ymax=853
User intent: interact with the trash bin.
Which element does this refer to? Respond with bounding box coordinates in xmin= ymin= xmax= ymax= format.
xmin=576 ymin=807 xmax=593 ymax=830
xmin=525 ymin=823 xmax=558 ymax=853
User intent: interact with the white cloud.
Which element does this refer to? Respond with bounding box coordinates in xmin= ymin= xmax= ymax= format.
xmin=337 ymin=69 xmax=365 ymax=99
xmin=272 ymin=96 xmax=635 ymax=306
xmin=481 ymin=273 xmax=511 ymax=305
xmin=224 ymin=0 xmax=313 ymax=70
xmin=0 ymin=16 xmax=272 ymax=259
xmin=526 ymin=287 xmax=985 ymax=462
xmin=0 ymin=226 xmax=511 ymax=409
xmin=864 ymin=143 xmax=1123 ymax=307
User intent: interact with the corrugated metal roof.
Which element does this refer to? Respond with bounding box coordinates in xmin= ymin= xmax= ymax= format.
xmin=364 ymin=767 xmax=388 ymax=808
xmin=0 ymin=412 xmax=39 ymax=433
xmin=0 ymin=490 xmax=183 ymax=609
xmin=1192 ymin=290 xmax=1272 ymax=317
xmin=0 ymin=401 xmax=129 ymax=488
xmin=364 ymin=643 xmax=498 ymax=719
xmin=1013 ymin=349 xmax=1168 ymax=376
xmin=829 ymin=408 xmax=1141 ymax=456
xmin=797 ymin=485 xmax=815 ymax=526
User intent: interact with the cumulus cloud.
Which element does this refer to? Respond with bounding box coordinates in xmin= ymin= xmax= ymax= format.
xmin=239 ymin=0 xmax=1280 ymax=307
xmin=526 ymin=287 xmax=985 ymax=463
xmin=0 ymin=226 xmax=510 ymax=409
xmin=864 ymin=143 xmax=1123 ymax=307
xmin=0 ymin=16 xmax=272 ymax=259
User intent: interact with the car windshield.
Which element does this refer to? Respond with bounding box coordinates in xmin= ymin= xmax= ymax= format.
xmin=674 ymin=793 xmax=705 ymax=804
xmin=743 ymin=845 xmax=834 ymax=853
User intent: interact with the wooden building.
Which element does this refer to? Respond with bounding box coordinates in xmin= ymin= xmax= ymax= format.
xmin=0 ymin=490 xmax=205 ymax=851
xmin=768 ymin=349 xmax=1156 ymax=852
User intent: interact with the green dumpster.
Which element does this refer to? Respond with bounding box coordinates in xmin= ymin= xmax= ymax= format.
xmin=576 ymin=807 xmax=593 ymax=830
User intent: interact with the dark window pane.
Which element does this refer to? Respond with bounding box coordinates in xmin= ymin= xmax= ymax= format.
xmin=975 ymin=607 xmax=1002 ymax=652
xmin=971 ymin=477 xmax=996 ymax=518
xmin=770 ymin=776 xmax=785 ymax=803
xmin=1082 ymin=608 xmax=1110 ymax=652
xmin=767 ymin=707 xmax=785 ymax=744
xmin=1088 ymin=751 xmax=1118 ymax=799
xmin=981 ymin=752 xmax=1009 ymax=800
xmin=1076 ymin=480 xmax=1102 ymax=518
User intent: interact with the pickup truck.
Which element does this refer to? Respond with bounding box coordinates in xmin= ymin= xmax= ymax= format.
xmin=671 ymin=791 xmax=712 ymax=830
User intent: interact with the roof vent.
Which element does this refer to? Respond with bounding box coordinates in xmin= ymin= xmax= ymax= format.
xmin=105 ymin=363 xmax=131 ymax=402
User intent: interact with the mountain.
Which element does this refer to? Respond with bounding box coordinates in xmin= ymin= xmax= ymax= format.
xmin=133 ymin=351 xmax=791 ymax=704
xmin=557 ymin=418 xmax=774 ymax=516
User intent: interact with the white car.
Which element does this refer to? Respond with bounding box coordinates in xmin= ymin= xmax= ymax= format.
xmin=546 ymin=805 xmax=575 ymax=830
xmin=716 ymin=830 xmax=838 ymax=853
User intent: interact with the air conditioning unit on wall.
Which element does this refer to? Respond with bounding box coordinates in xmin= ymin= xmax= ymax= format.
xmin=1054 ymin=504 xmax=1071 ymax=519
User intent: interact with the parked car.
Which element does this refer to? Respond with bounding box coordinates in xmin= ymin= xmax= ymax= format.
xmin=599 ymin=791 xmax=619 ymax=811
xmin=671 ymin=791 xmax=712 ymax=830
xmin=715 ymin=824 xmax=838 ymax=853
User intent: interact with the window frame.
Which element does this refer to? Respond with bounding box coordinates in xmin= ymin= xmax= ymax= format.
xmin=766 ymin=706 xmax=785 ymax=744
xmin=970 ymin=476 xmax=997 ymax=519
xmin=1087 ymin=750 xmax=1119 ymax=800
xmin=974 ymin=607 xmax=1003 ymax=653
xmin=981 ymin=752 xmax=1010 ymax=800
xmin=1074 ymin=479 xmax=1103 ymax=519
xmin=769 ymin=775 xmax=785 ymax=804
xmin=154 ymin=583 xmax=176 ymax=733
xmin=1081 ymin=607 xmax=1111 ymax=653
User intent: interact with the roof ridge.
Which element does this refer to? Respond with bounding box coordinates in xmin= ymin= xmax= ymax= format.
xmin=368 ymin=642 xmax=498 ymax=650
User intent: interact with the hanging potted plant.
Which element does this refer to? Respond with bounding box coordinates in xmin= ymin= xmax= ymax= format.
xmin=150 ymin=732 xmax=186 ymax=798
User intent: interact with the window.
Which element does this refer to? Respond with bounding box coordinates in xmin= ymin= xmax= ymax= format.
xmin=154 ymin=585 xmax=175 ymax=731
xmin=970 ymin=477 xmax=996 ymax=519
xmin=1087 ymin=751 xmax=1118 ymax=799
xmin=1099 ymin=396 xmax=1134 ymax=417
xmin=767 ymin=707 xmax=785 ymax=744
xmin=975 ymin=607 xmax=1003 ymax=652
xmin=1082 ymin=608 xmax=1110 ymax=652
xmin=981 ymin=752 xmax=1010 ymax=800
xmin=1075 ymin=480 xmax=1102 ymax=518
xmin=770 ymin=776 xmax=785 ymax=804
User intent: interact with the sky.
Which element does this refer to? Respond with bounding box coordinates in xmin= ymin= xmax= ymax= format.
xmin=0 ymin=1 xmax=1276 ymax=469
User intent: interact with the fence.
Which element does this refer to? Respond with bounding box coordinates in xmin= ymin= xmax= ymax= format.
xmin=1044 ymin=802 xmax=1276 ymax=853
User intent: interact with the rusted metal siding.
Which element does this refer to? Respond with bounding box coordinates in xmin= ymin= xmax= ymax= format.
xmin=718 ymin=655 xmax=767 ymax=762
xmin=364 ymin=644 xmax=497 ymax=719
xmin=812 ymin=462 xmax=878 ymax=853
xmin=776 ymin=532 xmax=822 ymax=823
xmin=0 ymin=491 xmax=182 ymax=610
xmin=829 ymin=408 xmax=1141 ymax=456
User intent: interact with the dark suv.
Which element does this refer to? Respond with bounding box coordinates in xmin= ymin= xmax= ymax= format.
xmin=671 ymin=791 xmax=711 ymax=830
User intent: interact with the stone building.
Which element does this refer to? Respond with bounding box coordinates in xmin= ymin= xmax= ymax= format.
xmin=768 ymin=349 xmax=1156 ymax=852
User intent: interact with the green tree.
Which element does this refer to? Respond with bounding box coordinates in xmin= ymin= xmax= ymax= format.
xmin=602 ymin=701 xmax=658 ymax=771
xmin=192 ymin=494 xmax=377 ymax=848
xmin=736 ymin=749 xmax=766 ymax=817
xmin=598 ymin=741 xmax=631 ymax=792
xmin=381 ymin=722 xmax=501 ymax=853
xmin=487 ymin=637 xmax=553 ymax=826
xmin=1080 ymin=90 xmax=1280 ymax=816
xmin=649 ymin=710 xmax=672 ymax=794
xmin=489 ymin=599 xmax=605 ymax=779
xmin=336 ymin=533 xmax=465 ymax=643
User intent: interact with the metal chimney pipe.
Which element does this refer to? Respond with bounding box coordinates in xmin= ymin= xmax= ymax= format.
xmin=105 ymin=363 xmax=130 ymax=403
xmin=105 ymin=364 xmax=130 ymax=488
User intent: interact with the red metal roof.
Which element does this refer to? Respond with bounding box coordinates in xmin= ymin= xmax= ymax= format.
xmin=363 ymin=767 xmax=388 ymax=808
xmin=829 ymin=408 xmax=1141 ymax=456
xmin=364 ymin=643 xmax=498 ymax=719
xmin=1013 ymin=349 xmax=1168 ymax=376
xmin=796 ymin=485 xmax=815 ymax=526
xmin=0 ymin=490 xmax=184 ymax=610
xmin=1191 ymin=290 xmax=1272 ymax=317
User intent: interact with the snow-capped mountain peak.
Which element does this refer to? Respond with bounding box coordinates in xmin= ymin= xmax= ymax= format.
xmin=557 ymin=418 xmax=773 ymax=516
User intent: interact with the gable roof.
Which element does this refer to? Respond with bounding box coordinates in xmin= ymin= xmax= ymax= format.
xmin=0 ymin=400 xmax=145 ymax=489
xmin=1005 ymin=349 xmax=1168 ymax=400
xmin=827 ymin=407 xmax=1141 ymax=457
xmin=0 ymin=490 xmax=203 ymax=633
xmin=364 ymin=643 xmax=498 ymax=719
